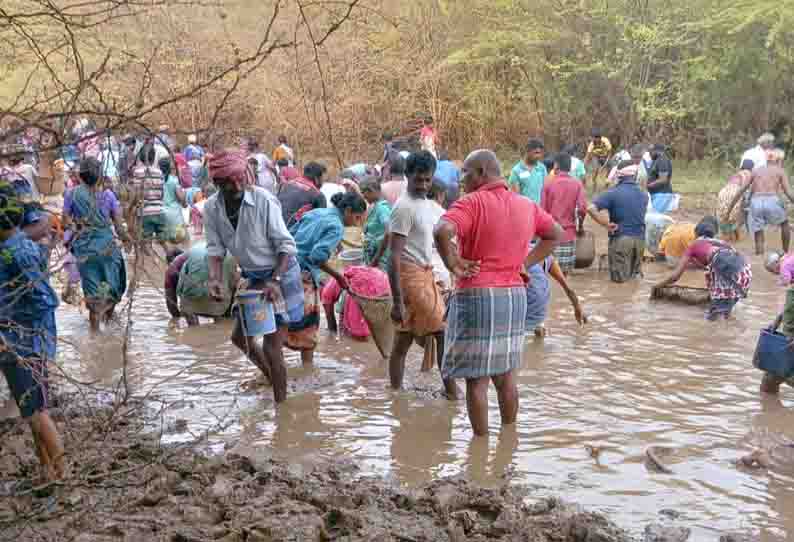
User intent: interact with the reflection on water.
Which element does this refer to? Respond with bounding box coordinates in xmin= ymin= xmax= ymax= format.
xmin=4 ymin=236 xmax=794 ymax=539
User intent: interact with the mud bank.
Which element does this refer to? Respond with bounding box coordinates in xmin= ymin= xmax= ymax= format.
xmin=0 ymin=395 xmax=753 ymax=541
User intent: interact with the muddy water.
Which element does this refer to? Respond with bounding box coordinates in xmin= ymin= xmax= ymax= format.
xmin=8 ymin=237 xmax=794 ymax=540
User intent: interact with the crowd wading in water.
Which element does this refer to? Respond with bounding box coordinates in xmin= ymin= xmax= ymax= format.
xmin=0 ymin=120 xmax=790 ymax=483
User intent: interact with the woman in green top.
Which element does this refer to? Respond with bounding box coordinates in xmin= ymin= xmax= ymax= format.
xmin=158 ymin=157 xmax=189 ymax=244
xmin=360 ymin=176 xmax=392 ymax=269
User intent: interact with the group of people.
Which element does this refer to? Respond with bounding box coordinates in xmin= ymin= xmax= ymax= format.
xmin=1 ymin=119 xmax=792 ymax=485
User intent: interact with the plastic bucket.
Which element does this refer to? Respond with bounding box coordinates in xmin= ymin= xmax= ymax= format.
xmin=753 ymin=329 xmax=794 ymax=378
xmin=236 ymin=290 xmax=276 ymax=337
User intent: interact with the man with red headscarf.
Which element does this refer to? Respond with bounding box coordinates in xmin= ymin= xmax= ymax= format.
xmin=204 ymin=150 xmax=303 ymax=403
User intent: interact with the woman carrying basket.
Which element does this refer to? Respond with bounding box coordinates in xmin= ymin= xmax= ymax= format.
xmin=654 ymin=216 xmax=752 ymax=320
xmin=289 ymin=191 xmax=368 ymax=365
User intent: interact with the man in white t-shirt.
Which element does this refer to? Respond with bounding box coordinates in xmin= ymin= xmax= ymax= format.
xmin=387 ymin=151 xmax=458 ymax=399
xmin=742 ymin=132 xmax=775 ymax=170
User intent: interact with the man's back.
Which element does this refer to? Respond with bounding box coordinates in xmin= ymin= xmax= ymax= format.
xmin=541 ymin=174 xmax=585 ymax=241
xmin=751 ymin=165 xmax=788 ymax=195
xmin=593 ymin=181 xmax=648 ymax=238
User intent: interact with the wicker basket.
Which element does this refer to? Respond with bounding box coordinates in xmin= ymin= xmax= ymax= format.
xmin=650 ymin=285 xmax=710 ymax=305
xmin=349 ymin=291 xmax=394 ymax=359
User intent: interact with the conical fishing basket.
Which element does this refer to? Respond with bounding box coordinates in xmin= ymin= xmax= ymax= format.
xmin=349 ymin=291 xmax=394 ymax=359
xmin=650 ymin=285 xmax=710 ymax=306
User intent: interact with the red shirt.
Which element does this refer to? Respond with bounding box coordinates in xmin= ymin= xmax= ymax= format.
xmin=683 ymin=238 xmax=719 ymax=267
xmin=442 ymin=180 xmax=557 ymax=289
xmin=541 ymin=173 xmax=587 ymax=242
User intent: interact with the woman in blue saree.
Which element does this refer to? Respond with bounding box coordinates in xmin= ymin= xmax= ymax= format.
xmin=62 ymin=157 xmax=130 ymax=331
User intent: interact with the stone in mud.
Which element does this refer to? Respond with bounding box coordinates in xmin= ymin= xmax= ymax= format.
xmin=644 ymin=523 xmax=691 ymax=542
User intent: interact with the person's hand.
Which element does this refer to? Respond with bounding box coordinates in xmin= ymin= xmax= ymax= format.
xmin=574 ymin=304 xmax=588 ymax=325
xmin=390 ymin=301 xmax=404 ymax=324
xmin=336 ymin=275 xmax=350 ymax=291
xmin=208 ymin=279 xmax=224 ymax=301
xmin=451 ymin=258 xmax=480 ymax=279
xmin=262 ymin=283 xmax=280 ymax=302
xmin=607 ymin=222 xmax=618 ymax=234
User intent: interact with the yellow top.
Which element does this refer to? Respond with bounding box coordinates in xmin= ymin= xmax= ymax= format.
xmin=659 ymin=223 xmax=696 ymax=258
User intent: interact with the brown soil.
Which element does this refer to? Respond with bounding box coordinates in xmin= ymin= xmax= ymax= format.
xmin=0 ymin=394 xmax=637 ymax=542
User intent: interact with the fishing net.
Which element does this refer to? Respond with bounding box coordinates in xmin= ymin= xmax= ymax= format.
xmin=349 ymin=291 xmax=394 ymax=359
xmin=650 ymin=285 xmax=710 ymax=305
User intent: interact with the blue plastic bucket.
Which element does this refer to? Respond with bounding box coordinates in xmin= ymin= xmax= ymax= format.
xmin=753 ymin=329 xmax=794 ymax=378
xmin=236 ymin=290 xmax=276 ymax=337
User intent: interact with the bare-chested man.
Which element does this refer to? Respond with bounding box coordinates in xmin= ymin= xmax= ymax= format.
xmin=728 ymin=149 xmax=794 ymax=254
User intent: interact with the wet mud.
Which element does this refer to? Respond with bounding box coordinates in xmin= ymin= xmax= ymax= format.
xmin=1 ymin=395 xmax=637 ymax=542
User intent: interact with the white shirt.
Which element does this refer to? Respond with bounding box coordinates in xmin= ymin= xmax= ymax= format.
xmin=389 ymin=194 xmax=438 ymax=267
xmin=320 ymin=182 xmax=345 ymax=203
xmin=741 ymin=145 xmax=767 ymax=170
xmin=204 ymin=187 xmax=297 ymax=272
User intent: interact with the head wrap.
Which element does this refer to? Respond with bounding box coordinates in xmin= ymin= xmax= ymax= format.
xmin=615 ymin=162 xmax=638 ymax=181
xmin=187 ymin=134 xmax=197 ymax=144
xmin=758 ymin=133 xmax=775 ymax=146
xmin=208 ymin=149 xmax=254 ymax=186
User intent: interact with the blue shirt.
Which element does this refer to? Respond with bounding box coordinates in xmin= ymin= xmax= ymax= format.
xmin=592 ymin=180 xmax=649 ymax=239
xmin=289 ymin=207 xmax=345 ymax=284
xmin=0 ymin=231 xmax=58 ymax=359
xmin=434 ymin=160 xmax=461 ymax=203
xmin=184 ymin=144 xmax=205 ymax=162
xmin=435 ymin=160 xmax=461 ymax=188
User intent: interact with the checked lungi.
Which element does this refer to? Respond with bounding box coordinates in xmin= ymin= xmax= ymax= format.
xmin=441 ymin=287 xmax=527 ymax=380
xmin=553 ymin=240 xmax=576 ymax=274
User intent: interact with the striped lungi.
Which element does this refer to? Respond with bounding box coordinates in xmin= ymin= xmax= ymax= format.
xmin=441 ymin=286 xmax=527 ymax=380
xmin=553 ymin=240 xmax=576 ymax=273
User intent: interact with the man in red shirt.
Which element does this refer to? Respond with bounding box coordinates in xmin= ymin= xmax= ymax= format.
xmin=434 ymin=149 xmax=563 ymax=437
xmin=541 ymin=152 xmax=587 ymax=274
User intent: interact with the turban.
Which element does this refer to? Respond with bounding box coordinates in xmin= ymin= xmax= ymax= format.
xmin=615 ymin=163 xmax=638 ymax=180
xmin=208 ymin=149 xmax=254 ymax=186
